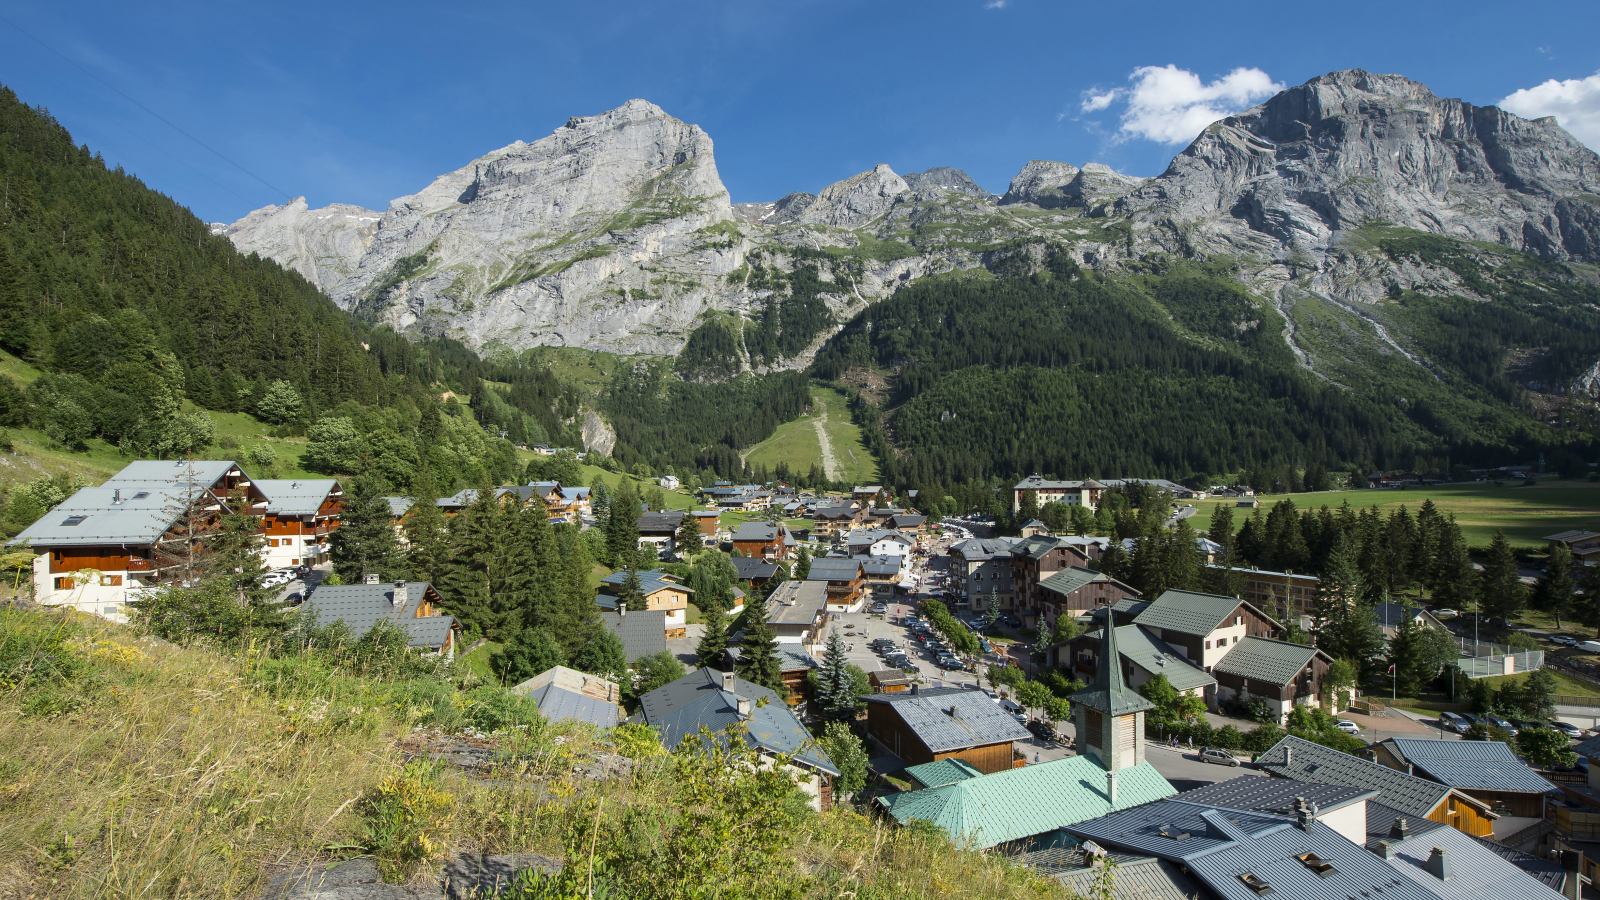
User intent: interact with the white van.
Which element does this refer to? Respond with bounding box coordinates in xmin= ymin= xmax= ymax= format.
xmin=1580 ymin=641 xmax=1600 ymax=654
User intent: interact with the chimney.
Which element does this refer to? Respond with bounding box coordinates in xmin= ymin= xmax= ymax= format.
xmin=910 ymin=683 xmax=919 ymax=695
xmin=722 ymin=670 xmax=736 ymax=691
xmin=1375 ymin=840 xmax=1397 ymax=860
xmin=113 ymin=488 xmax=122 ymax=503
xmin=1390 ymin=818 xmax=1411 ymax=840
xmin=1295 ymin=796 xmax=1315 ymax=831
xmin=1424 ymin=848 xmax=1451 ymax=881
xmin=1106 ymin=770 xmax=1118 ymax=804
xmin=1561 ymin=851 xmax=1583 ymax=900
xmin=1284 ymin=746 xmax=1293 ymax=766
xmin=736 ymin=697 xmax=752 ymax=718
xmin=618 ymin=604 xmax=626 ymax=618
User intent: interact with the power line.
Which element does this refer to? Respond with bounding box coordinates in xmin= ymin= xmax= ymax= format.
xmin=0 ymin=11 xmax=294 ymax=203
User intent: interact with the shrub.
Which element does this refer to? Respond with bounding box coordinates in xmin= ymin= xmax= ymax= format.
xmin=461 ymin=686 xmax=544 ymax=734
xmin=360 ymin=761 xmax=455 ymax=883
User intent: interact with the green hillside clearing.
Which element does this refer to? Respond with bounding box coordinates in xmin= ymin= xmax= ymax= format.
xmin=744 ymin=386 xmax=877 ymax=485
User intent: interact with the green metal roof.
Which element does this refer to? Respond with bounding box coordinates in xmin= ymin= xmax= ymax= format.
xmin=1133 ymin=589 xmax=1257 ymax=637
xmin=1037 ymin=566 xmax=1105 ymax=598
xmin=1084 ymin=625 xmax=1216 ymax=694
xmin=877 ymin=757 xmax=1175 ymax=849
xmin=1069 ymin=611 xmax=1155 ymax=715
xmin=903 ymin=758 xmax=983 ymax=789
xmin=1210 ymin=635 xmax=1325 ymax=686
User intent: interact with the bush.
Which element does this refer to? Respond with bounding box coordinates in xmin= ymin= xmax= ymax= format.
xmin=360 ymin=761 xmax=454 ymax=883
xmin=461 ymin=686 xmax=544 ymax=733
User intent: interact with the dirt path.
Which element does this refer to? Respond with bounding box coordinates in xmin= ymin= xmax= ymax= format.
xmin=814 ymin=403 xmax=840 ymax=481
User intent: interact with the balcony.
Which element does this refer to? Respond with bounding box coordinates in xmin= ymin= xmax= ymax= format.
xmin=126 ymin=558 xmax=155 ymax=572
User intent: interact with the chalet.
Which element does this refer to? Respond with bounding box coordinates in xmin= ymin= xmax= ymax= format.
xmin=1545 ymin=530 xmax=1600 ymax=566
xmin=843 ymin=528 xmax=914 ymax=560
xmin=636 ymin=509 xmax=685 ymax=556
xmin=1257 ymin=736 xmax=1499 ymax=838
xmin=1373 ymin=602 xmax=1451 ymax=641
xmin=598 ymin=569 xmax=692 ymax=637
xmin=10 ymin=460 xmax=269 ymax=622
xmin=300 ymin=580 xmax=461 ymax=655
xmin=803 ymin=557 xmax=867 ymax=612
xmin=528 ymin=481 xmax=591 ymax=522
xmin=729 ymin=557 xmax=781 ymax=585
xmin=730 ymin=521 xmax=791 ymax=560
xmin=852 ymin=485 xmax=884 ymax=506
xmin=722 ymin=645 xmax=818 ymax=705
xmin=1058 ymin=622 xmax=1215 ymax=700
xmin=948 ymin=537 xmax=1020 ymax=610
xmin=1215 ymin=564 xmax=1321 ymax=625
xmin=1010 ymin=535 xmax=1094 ymax=627
xmin=1373 ymin=738 xmax=1557 ymax=819
xmin=1011 ymin=475 xmax=1105 ymax=513
xmin=1034 ymin=565 xmax=1140 ymax=630
xmin=703 ymin=483 xmax=769 ymax=511
xmin=863 ymin=684 xmax=1031 ymax=773
xmin=435 ymin=487 xmax=478 ymax=515
xmin=689 ymin=510 xmax=721 ymax=539
xmin=636 ymin=668 xmax=839 ymax=810
xmin=860 ymin=555 xmax=906 ymax=600
xmin=811 ymin=502 xmax=865 ymax=540
xmin=256 ymin=479 xmax=342 ymax=569
xmin=658 ymin=474 xmax=680 ymax=490
xmin=1018 ymin=518 xmax=1050 ymax=537
xmin=510 ymin=665 xmax=621 ymax=729
xmin=1129 ymin=589 xmax=1280 ymax=670
xmin=868 ymin=669 xmax=911 ymax=693
xmin=888 ymin=512 xmax=928 ymax=541
xmin=598 ymin=607 xmax=668 ymax=662
xmin=760 ymin=579 xmax=830 ymax=652
xmin=382 ymin=497 xmax=416 ymax=543
xmin=1210 ymin=636 xmax=1334 ymax=724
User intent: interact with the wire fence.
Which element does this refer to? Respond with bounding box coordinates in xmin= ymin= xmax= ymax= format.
xmin=1456 ymin=648 xmax=1543 ymax=678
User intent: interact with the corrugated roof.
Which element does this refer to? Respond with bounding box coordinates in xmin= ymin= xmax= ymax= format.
xmin=731 ymin=558 xmax=780 ymax=580
xmin=1133 ymin=589 xmax=1259 ymax=636
xmin=257 ymin=479 xmax=340 ymax=517
xmin=723 ymin=646 xmax=816 ymax=674
xmin=512 ymin=667 xmax=621 ymax=729
xmin=1465 ymin=834 xmax=1568 ymax=891
xmin=1176 ymin=777 xmax=1377 ymax=816
xmin=863 ymin=686 xmax=1032 ymax=752
xmin=300 ymin=582 xmax=457 ymax=649
xmin=1256 ymin=736 xmax=1455 ymax=819
xmin=600 ymin=569 xmax=690 ymax=597
xmin=1365 ymin=801 xmax=1449 ymax=845
xmin=1037 ymin=566 xmax=1105 ymax=598
xmin=1082 ymin=625 xmax=1215 ymax=694
xmin=636 ymin=668 xmax=836 ymax=776
xmin=1211 ymin=636 xmax=1326 ymax=686
xmin=903 ymin=758 xmax=983 ymax=789
xmin=1384 ymin=739 xmax=1558 ymax=794
xmin=1386 ymin=817 xmax=1567 ymax=900
xmin=383 ymin=497 xmax=415 ymax=517
xmin=879 ymin=757 xmax=1174 ymax=849
xmin=805 ymin=558 xmax=863 ymax=582
xmin=1050 ymin=855 xmax=1199 ymax=900
xmin=598 ymin=609 xmax=667 ymax=662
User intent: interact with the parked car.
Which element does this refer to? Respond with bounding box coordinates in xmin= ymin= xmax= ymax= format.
xmin=998 ymin=698 xmax=1024 ymax=716
xmin=940 ymin=658 xmax=965 ymax=671
xmin=1027 ymin=720 xmax=1056 ymax=741
xmin=1552 ymin=721 xmax=1585 ymax=739
xmin=1556 ymin=635 xmax=1579 ymax=646
xmin=1200 ymin=748 xmax=1241 ymax=767
xmin=1439 ymin=711 xmax=1470 ymax=734
xmin=1335 ymin=719 xmax=1362 ymax=736
xmin=1486 ymin=714 xmax=1519 ymax=736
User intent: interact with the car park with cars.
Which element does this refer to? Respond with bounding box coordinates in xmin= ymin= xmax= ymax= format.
xmin=1439 ymin=711 xmax=1470 ymax=733
xmin=1552 ymin=721 xmax=1585 ymax=738
xmin=1486 ymin=714 xmax=1519 ymax=736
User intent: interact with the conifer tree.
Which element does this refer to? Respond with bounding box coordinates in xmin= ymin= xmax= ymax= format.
xmin=405 ymin=475 xmax=450 ymax=585
xmin=1207 ymin=502 xmax=1235 ymax=557
xmin=1165 ymin=519 xmax=1202 ymax=592
xmin=1432 ymin=515 xmax=1479 ymax=613
xmin=793 ymin=546 xmax=811 ymax=581
xmin=616 ymin=565 xmax=648 ymax=612
xmin=606 ymin=480 xmax=641 ymax=567
xmin=814 ymin=629 xmax=858 ymax=718
xmin=1480 ymin=530 xmax=1526 ymax=620
xmin=696 ymin=600 xmax=729 ymax=667
xmin=572 ymin=626 xmax=627 ymax=679
xmin=735 ymin=594 xmax=785 ymax=697
xmin=331 ymin=472 xmax=406 ymax=585
xmin=1536 ymin=544 xmax=1577 ymax=629
xmin=490 ymin=627 xmax=565 ymax=684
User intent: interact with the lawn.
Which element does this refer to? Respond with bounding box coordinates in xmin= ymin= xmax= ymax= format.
xmin=1191 ymin=480 xmax=1600 ymax=549
xmin=573 ymin=463 xmax=696 ymax=510
xmin=741 ymin=386 xmax=877 ymax=485
xmin=457 ymin=640 xmax=505 ymax=684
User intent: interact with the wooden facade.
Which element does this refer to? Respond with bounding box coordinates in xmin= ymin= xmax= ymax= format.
xmin=1012 ymin=544 xmax=1092 ymax=621
xmin=864 ymin=700 xmax=1018 ymax=773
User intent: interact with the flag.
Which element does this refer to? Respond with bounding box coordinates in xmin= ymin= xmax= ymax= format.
xmin=1387 ymin=664 xmax=1396 ymax=674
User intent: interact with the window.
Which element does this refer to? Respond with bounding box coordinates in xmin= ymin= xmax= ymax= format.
xmin=268 ymin=539 xmax=279 ymax=547
xmin=1236 ymin=873 xmax=1273 ymax=895
xmin=1205 ymin=640 xmax=1212 ymax=649
xmin=100 ymin=575 xmax=122 ymax=587
xmin=1295 ymin=853 xmax=1336 ymax=877
xmin=61 ymin=515 xmax=87 ymax=526
xmin=1234 ymin=636 xmax=1240 ymax=644
xmin=1235 ymin=616 xmax=1242 ymax=625
xmin=54 ymin=577 xmax=75 ymax=590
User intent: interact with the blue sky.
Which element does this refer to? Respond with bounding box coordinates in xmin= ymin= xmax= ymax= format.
xmin=2 ymin=0 xmax=1597 ymax=224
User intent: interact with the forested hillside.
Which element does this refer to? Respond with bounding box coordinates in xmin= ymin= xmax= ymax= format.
xmin=811 ymin=253 xmax=1600 ymax=489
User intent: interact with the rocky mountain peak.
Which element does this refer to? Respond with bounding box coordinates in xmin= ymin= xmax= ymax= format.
xmin=796 ymin=164 xmax=911 ymax=228
xmin=902 ymin=167 xmax=993 ymax=198
xmin=999 ymin=160 xmax=1143 ymax=210
xmin=223 ymin=196 xmax=381 ymax=292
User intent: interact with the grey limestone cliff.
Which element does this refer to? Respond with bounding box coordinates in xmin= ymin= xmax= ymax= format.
xmin=224 ymin=197 xmax=382 ymax=292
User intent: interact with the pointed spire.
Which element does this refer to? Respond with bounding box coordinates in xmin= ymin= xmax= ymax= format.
xmin=1101 ymin=607 xmax=1129 ymax=695
xmin=1068 ymin=607 xmax=1155 ymax=716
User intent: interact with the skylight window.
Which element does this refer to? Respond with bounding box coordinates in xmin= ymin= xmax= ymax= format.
xmin=1237 ymin=873 xmax=1274 ymax=895
xmin=1157 ymin=824 xmax=1190 ymax=840
xmin=61 ymin=516 xmax=87 ymax=526
xmin=1296 ymin=853 xmax=1337 ymax=877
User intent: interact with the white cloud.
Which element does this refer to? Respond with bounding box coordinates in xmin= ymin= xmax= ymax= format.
xmin=1500 ymin=71 xmax=1600 ymax=151
xmin=1080 ymin=88 xmax=1121 ymax=113
xmin=984 ymin=0 xmax=1008 ymax=8
xmin=1108 ymin=64 xmax=1282 ymax=144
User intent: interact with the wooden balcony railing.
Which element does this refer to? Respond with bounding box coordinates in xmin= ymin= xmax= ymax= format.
xmin=126 ymin=558 xmax=155 ymax=572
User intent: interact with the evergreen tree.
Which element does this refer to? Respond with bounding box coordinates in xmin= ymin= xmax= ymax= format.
xmin=1313 ymin=533 xmax=1362 ymax=652
xmin=696 ymin=601 xmax=729 ymax=666
xmin=1207 ymin=502 xmax=1235 ymax=557
xmin=572 ymin=626 xmax=627 ymax=679
xmin=616 ymin=565 xmax=648 ymax=612
xmin=490 ymin=627 xmax=565 ymax=684
xmin=793 ymin=546 xmax=811 ymax=581
xmin=204 ymin=492 xmax=281 ymax=625
xmin=735 ymin=595 xmax=786 ymax=697
xmin=1095 ymin=540 xmax=1129 ymax=580
xmin=330 ymin=472 xmax=406 ymax=586
xmin=1165 ymin=519 xmax=1202 ymax=592
xmin=404 ymin=478 xmax=451 ymax=585
xmin=1480 ymin=530 xmax=1526 ymax=620
xmin=606 ymin=480 xmax=642 ymax=567
xmin=1017 ymin=489 xmax=1040 ymax=524
xmin=814 ymin=629 xmax=859 ymax=718
xmin=1536 ymin=544 xmax=1577 ymax=629
xmin=1432 ymin=515 xmax=1478 ymax=613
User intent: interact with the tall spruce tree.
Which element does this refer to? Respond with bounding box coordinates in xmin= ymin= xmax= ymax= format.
xmin=696 ymin=601 xmax=729 ymax=667
xmin=330 ymin=472 xmax=406 ymax=585
xmin=814 ymin=629 xmax=857 ymax=718
xmin=606 ymin=480 xmax=641 ymax=567
xmin=735 ymin=594 xmax=785 ymax=696
xmin=404 ymin=476 xmax=451 ymax=585
xmin=1480 ymin=530 xmax=1526 ymax=620
xmin=1207 ymin=502 xmax=1235 ymax=558
xmin=617 ymin=565 xmax=648 ymax=612
xmin=1537 ymin=545 xmax=1577 ymax=629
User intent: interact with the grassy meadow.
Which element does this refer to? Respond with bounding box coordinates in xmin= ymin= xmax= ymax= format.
xmin=744 ymin=386 xmax=877 ymax=485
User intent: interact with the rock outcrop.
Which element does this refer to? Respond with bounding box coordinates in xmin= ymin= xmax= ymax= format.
xmin=998 ymin=161 xmax=1143 ymax=210
xmin=901 ymin=167 xmax=993 ymax=198
xmin=794 ymin=164 xmax=910 ymax=228
xmin=224 ymin=197 xmax=382 ymax=292
xmin=1117 ymin=69 xmax=1600 ymax=261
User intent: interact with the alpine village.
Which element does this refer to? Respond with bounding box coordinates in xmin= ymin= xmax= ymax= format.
xmin=10 ymin=38 xmax=1600 ymax=900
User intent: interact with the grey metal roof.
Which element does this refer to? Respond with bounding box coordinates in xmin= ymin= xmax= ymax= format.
xmin=598 ymin=609 xmax=668 ymax=662
xmin=1211 ymin=636 xmax=1327 ymax=687
xmin=1037 ymin=566 xmax=1106 ymax=598
xmin=765 ymin=580 xmax=828 ymax=626
xmin=862 ymin=686 xmax=1031 ymax=752
xmin=1049 ymin=855 xmax=1200 ymax=900
xmin=1256 ymin=736 xmax=1455 ymax=819
xmin=731 ymin=521 xmax=785 ymax=542
xmin=1572 ymin=733 xmax=1600 ymax=760
xmin=1082 ymin=625 xmax=1215 ymax=693
xmin=108 ymin=459 xmax=249 ymax=486
xmin=860 ymin=555 xmax=902 ymax=577
xmin=1134 ymin=589 xmax=1263 ymax=637
xmin=730 ymin=558 xmax=780 ymax=581
xmin=1111 ymin=597 xmax=1152 ymax=616
xmin=299 ymin=582 xmax=458 ymax=649
xmin=1068 ymin=800 xmax=1446 ymax=900
xmin=257 ymin=479 xmax=340 ymax=517
xmin=1544 ymin=530 xmax=1600 ymax=543
xmin=1365 ymin=801 xmax=1449 ymax=846
xmin=805 ymin=558 xmax=863 ymax=582
xmin=1385 ymin=816 xmax=1567 ymax=900
xmin=948 ymin=537 xmax=1021 ymax=561
xmin=889 ymin=514 xmax=926 ymax=528
xmin=10 ymin=482 xmax=194 ymax=547
xmin=1465 ymin=835 xmax=1568 ymax=891
xmin=1013 ymin=534 xmax=1073 ymax=560
xmin=636 ymin=510 xmax=684 ymax=534
xmin=636 ymin=668 xmax=837 ymax=775
xmin=1383 ymin=739 xmax=1559 ymax=794
xmin=511 ymin=667 xmax=621 ymax=729
xmin=1069 ymin=611 xmax=1156 ymax=716
xmin=1176 ymin=776 xmax=1377 ymax=816
xmin=844 ymin=528 xmax=913 ymax=547
xmin=383 ymin=497 xmax=415 ymax=517
xmin=600 ymin=569 xmax=690 ymax=597
xmin=723 ymin=646 xmax=817 ymax=673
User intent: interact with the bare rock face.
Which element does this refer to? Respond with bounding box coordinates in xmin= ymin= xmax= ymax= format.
xmin=901 ymin=167 xmax=993 ymax=199
xmin=999 ymin=160 xmax=1080 ymax=208
xmin=1117 ymin=69 xmax=1600 ymax=261
xmin=224 ymin=197 xmax=382 ymax=292
xmin=795 ymin=164 xmax=910 ymax=228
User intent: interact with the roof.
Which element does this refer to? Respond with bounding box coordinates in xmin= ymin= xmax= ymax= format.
xmin=730 ymin=558 xmax=780 ymax=581
xmin=257 ymin=479 xmax=340 ymax=516
xmin=598 ymin=609 xmax=668 ymax=662
xmin=731 ymin=521 xmax=786 ymax=542
xmin=860 ymin=555 xmax=902 ymax=577
xmin=600 ymin=569 xmax=690 ymax=597
xmin=764 ymin=580 xmax=829 ymax=626
xmin=862 ymin=686 xmax=1031 ymax=752
xmin=844 ymin=528 xmax=913 ymax=547
xmin=1067 ymin=800 xmax=1446 ymax=900
xmin=106 ymin=459 xmax=249 ymax=486
xmin=1176 ymin=777 xmax=1377 ymax=816
xmin=948 ymin=537 xmax=1021 ymax=561
xmin=723 ymin=645 xmax=817 ymax=674
xmin=813 ymin=504 xmax=860 ymax=520
xmin=1256 ymin=736 xmax=1457 ymax=819
xmin=383 ymin=497 xmax=415 ymax=517
xmin=1069 ymin=611 xmax=1156 ymax=716
xmin=1544 ymin=530 xmax=1600 ymax=543
xmin=636 ymin=668 xmax=837 ymax=775
xmin=10 ymin=482 xmax=199 ymax=547
xmin=300 ymin=582 xmax=458 ymax=649
xmin=1037 ymin=566 xmax=1121 ymax=599
xmin=1013 ymin=476 xmax=1096 ymax=491
xmin=1373 ymin=602 xmax=1439 ymax=628
xmin=636 ymin=510 xmax=685 ymax=533
xmin=1084 ymin=625 xmax=1215 ymax=693
xmin=868 ymin=669 xmax=910 ymax=686
xmin=889 ymin=514 xmax=926 ymax=528
xmin=1211 ymin=636 xmax=1328 ymax=687
xmin=1570 ymin=733 xmax=1600 ymax=760
xmin=1048 ymin=854 xmax=1200 ymax=900
xmin=878 ymin=757 xmax=1175 ymax=849
xmin=1013 ymin=534 xmax=1075 ymax=561
xmin=1382 ymin=739 xmax=1558 ymax=794
xmin=1465 ymin=834 xmax=1569 ymax=891
xmin=805 ymin=558 xmax=864 ymax=582
xmin=1133 ymin=589 xmax=1267 ymax=637
xmin=1111 ymin=597 xmax=1152 ymax=617
xmin=1384 ymin=816 xmax=1567 ymax=900
xmin=1365 ymin=800 xmax=1449 ymax=846
xmin=510 ymin=666 xmax=621 ymax=729
xmin=902 ymin=758 xmax=983 ymax=789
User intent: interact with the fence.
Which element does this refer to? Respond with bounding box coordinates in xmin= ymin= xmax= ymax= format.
xmin=1455 ymin=644 xmax=1543 ymax=679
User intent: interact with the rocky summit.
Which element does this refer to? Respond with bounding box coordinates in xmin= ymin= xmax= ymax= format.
xmin=226 ymin=69 xmax=1600 ymax=368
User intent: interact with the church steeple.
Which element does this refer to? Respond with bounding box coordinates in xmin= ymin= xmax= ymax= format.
xmin=1069 ymin=608 xmax=1155 ymax=772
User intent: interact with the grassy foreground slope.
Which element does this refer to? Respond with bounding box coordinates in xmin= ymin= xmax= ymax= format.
xmin=0 ymin=606 xmax=1063 ymax=900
